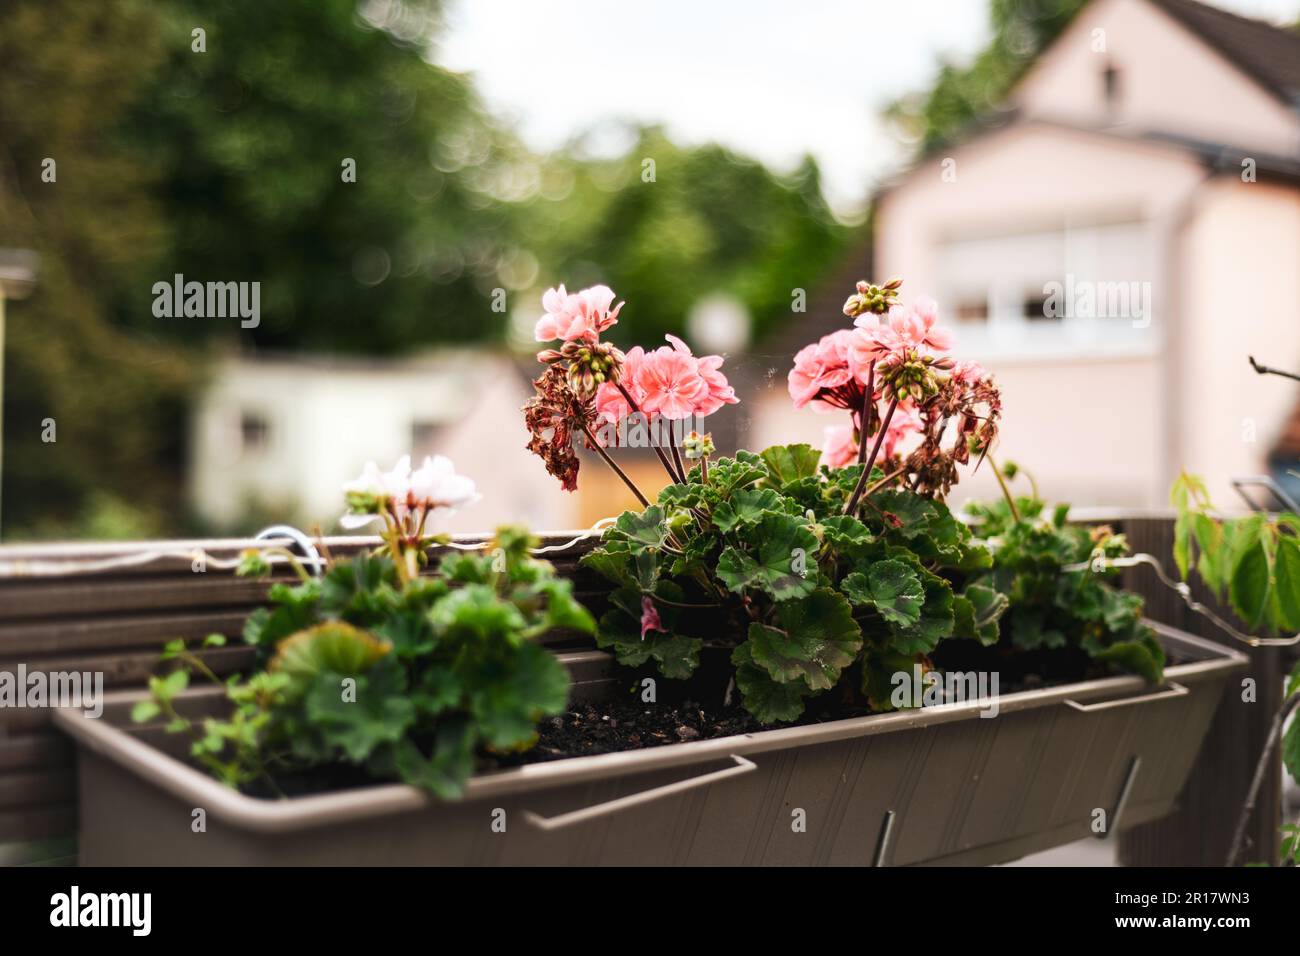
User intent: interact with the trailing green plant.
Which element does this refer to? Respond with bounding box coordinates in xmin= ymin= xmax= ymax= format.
xmin=135 ymin=457 xmax=593 ymax=798
xmin=963 ymin=461 xmax=1165 ymax=683
xmin=1170 ymin=472 xmax=1300 ymax=785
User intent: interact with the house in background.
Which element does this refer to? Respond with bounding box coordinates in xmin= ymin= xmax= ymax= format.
xmin=754 ymin=0 xmax=1300 ymax=510
xmin=190 ymin=350 xmax=583 ymax=535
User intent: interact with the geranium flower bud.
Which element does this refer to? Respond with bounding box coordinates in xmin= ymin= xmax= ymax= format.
xmin=683 ymin=431 xmax=715 ymax=459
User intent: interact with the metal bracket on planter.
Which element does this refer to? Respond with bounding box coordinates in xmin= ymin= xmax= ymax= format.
xmin=254 ymin=524 xmax=325 ymax=578
xmin=1064 ymin=682 xmax=1188 ymax=712
xmin=1231 ymin=475 xmax=1298 ymax=514
xmin=872 ymin=809 xmax=897 ymax=866
xmin=521 ymin=754 xmax=757 ymax=831
xmin=1097 ymin=755 xmax=1141 ymax=841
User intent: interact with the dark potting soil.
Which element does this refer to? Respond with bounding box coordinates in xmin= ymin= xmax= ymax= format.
xmin=490 ymin=640 xmax=1194 ymax=768
xmin=239 ymin=642 xmax=1194 ymax=796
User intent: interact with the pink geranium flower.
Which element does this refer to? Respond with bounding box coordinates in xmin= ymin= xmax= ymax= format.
xmin=534 ymin=284 xmax=624 ymax=343
xmin=788 ymin=329 xmax=856 ymax=408
xmin=638 ymin=346 xmax=709 ymax=419
xmin=640 ymin=596 xmax=665 ymax=640
xmin=821 ymin=424 xmax=858 ymax=468
xmin=847 ymin=300 xmax=953 ymax=384
xmin=664 ymin=335 xmax=738 ymax=416
xmin=892 ymin=298 xmax=953 ymax=352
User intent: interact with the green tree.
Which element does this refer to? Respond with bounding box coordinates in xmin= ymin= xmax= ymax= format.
xmin=885 ymin=0 xmax=1085 ymax=152
xmin=122 ymin=0 xmax=523 ymax=353
xmin=0 ymin=0 xmax=187 ymax=537
xmin=518 ymin=126 xmax=848 ymax=349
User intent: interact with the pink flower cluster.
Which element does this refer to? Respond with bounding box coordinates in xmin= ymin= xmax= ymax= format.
xmin=821 ymin=406 xmax=925 ymax=469
xmin=790 ymin=298 xmax=954 ymax=415
xmin=847 ymin=297 xmax=952 ymax=372
xmin=790 ymin=292 xmax=963 ymax=467
xmin=534 ymin=284 xmax=623 ymax=343
xmin=788 ymin=329 xmax=856 ymax=411
xmin=596 ymin=334 xmax=738 ymax=422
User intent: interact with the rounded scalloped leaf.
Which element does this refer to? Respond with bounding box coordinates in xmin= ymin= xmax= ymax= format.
xmin=271 ymin=621 xmax=392 ymax=699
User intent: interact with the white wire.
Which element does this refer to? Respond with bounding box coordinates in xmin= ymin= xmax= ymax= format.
xmin=1066 ymin=552 xmax=1300 ymax=648
xmin=0 ymin=518 xmax=619 ymax=580
xmin=441 ymin=517 xmax=618 ymax=553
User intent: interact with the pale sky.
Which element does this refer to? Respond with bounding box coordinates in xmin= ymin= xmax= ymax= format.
xmin=437 ymin=0 xmax=1300 ymax=216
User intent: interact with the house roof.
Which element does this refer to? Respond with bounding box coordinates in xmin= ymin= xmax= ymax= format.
xmin=1147 ymin=0 xmax=1300 ymax=107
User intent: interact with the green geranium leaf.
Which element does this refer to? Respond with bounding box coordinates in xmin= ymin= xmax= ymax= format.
xmin=593 ymin=588 xmax=703 ymax=679
xmin=696 ymin=453 xmax=766 ymax=494
xmin=438 ymin=552 xmax=493 ymax=584
xmin=953 ymin=583 xmax=1008 ymax=645
xmin=242 ymin=581 xmax=322 ymax=649
xmin=610 ymin=506 xmax=668 ymax=553
xmin=1091 ymin=631 xmax=1165 ymax=683
xmin=430 ymin=584 xmax=528 ymax=642
xmin=466 ymin=640 xmax=569 ymax=750
xmin=392 ymin=721 xmax=476 ymax=799
xmin=746 ymin=589 xmax=861 ymax=691
xmin=658 ymin=483 xmax=701 ymax=509
xmin=532 ymin=578 xmax=597 ymax=635
xmin=411 ymin=667 xmax=461 ymax=717
xmin=1100 ymin=586 xmax=1144 ymax=633
xmin=1009 ymin=609 xmax=1065 ymax=651
xmin=272 ymin=621 xmax=392 ymax=700
xmin=711 ymin=487 xmax=786 ymax=533
xmin=864 ymin=559 xmax=925 ymax=627
xmin=305 ymin=665 xmax=415 ymax=763
xmin=760 ymin=444 xmax=822 ymax=485
xmin=819 ymin=514 xmax=873 ymax=550
xmin=887 ymin=569 xmax=955 ymax=655
xmin=731 ymin=642 xmax=809 ymax=723
xmin=372 ymin=609 xmax=435 ymax=658
xmin=870 ymin=490 xmax=937 ymax=536
xmin=320 ymin=553 xmax=400 ymax=624
xmin=579 ymin=546 xmax=636 ymax=588
xmin=716 ymin=514 xmax=819 ymax=600
xmin=860 ymin=648 xmax=921 ymax=712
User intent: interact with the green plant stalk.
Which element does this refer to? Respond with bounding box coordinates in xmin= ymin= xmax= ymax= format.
xmin=988 ymin=455 xmax=1021 ymax=523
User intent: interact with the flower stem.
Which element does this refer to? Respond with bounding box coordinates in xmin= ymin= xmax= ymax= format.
xmin=856 ymin=361 xmax=876 ymax=464
xmin=616 ymin=383 xmax=683 ymax=483
xmin=668 ymin=441 xmax=688 ymax=484
xmin=845 ymin=397 xmax=898 ymax=516
xmin=988 ymin=454 xmax=1022 ymax=522
xmin=582 ymin=423 xmax=651 ymax=507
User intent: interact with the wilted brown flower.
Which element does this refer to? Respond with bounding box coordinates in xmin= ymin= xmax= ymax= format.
xmin=523 ymin=365 xmax=599 ymax=492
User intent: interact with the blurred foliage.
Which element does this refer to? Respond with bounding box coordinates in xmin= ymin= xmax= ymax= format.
xmin=0 ymin=0 xmax=849 ymax=539
xmin=517 ymin=127 xmax=848 ymax=349
xmin=0 ymin=0 xmax=187 ymax=538
xmin=119 ymin=0 xmax=523 ymax=353
xmin=885 ymin=0 xmax=1085 ymax=152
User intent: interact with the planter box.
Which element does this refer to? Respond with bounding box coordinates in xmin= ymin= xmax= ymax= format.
xmin=55 ymin=622 xmax=1244 ymax=866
